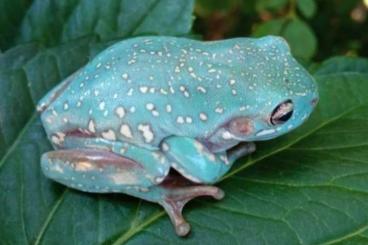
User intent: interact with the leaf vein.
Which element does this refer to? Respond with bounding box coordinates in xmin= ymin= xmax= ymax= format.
xmin=0 ymin=112 xmax=37 ymax=169
xmin=33 ymin=189 xmax=68 ymax=245
xmin=110 ymin=210 xmax=165 ymax=245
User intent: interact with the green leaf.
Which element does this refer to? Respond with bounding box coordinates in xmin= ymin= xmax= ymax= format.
xmin=315 ymin=56 xmax=368 ymax=75
xmin=282 ymin=18 xmax=317 ymax=60
xmin=255 ymin=0 xmax=289 ymax=12
xmin=196 ymin=0 xmax=242 ymax=14
xmin=2 ymin=0 xmax=194 ymax=49
xmin=296 ymin=0 xmax=317 ymax=18
xmin=252 ymin=18 xmax=288 ymax=36
xmin=0 ymin=0 xmax=31 ymax=50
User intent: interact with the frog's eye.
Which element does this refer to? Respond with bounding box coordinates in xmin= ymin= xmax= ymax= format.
xmin=270 ymin=99 xmax=293 ymax=125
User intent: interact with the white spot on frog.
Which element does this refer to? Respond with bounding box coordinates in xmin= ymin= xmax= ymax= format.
xmin=222 ymin=131 xmax=233 ymax=140
xmin=162 ymin=142 xmax=170 ymax=152
xmin=152 ymin=110 xmax=159 ymax=117
xmin=88 ymin=120 xmax=96 ymax=133
xmin=176 ymin=116 xmax=184 ymax=124
xmin=115 ymin=107 xmax=125 ymax=118
xmin=120 ymin=124 xmax=133 ymax=138
xmin=138 ymin=124 xmax=154 ymax=143
xmin=197 ymin=86 xmax=207 ymax=93
xmin=215 ymin=107 xmax=224 ymax=114
xmin=139 ymin=86 xmax=148 ymax=93
xmin=99 ymin=101 xmax=105 ymax=110
xmin=127 ymin=88 xmax=134 ymax=96
xmin=199 ymin=113 xmax=208 ymax=121
xmin=146 ymin=103 xmax=154 ymax=110
xmin=102 ymin=130 xmax=116 ymax=141
xmin=160 ymin=88 xmax=168 ymax=95
xmin=185 ymin=117 xmax=192 ymax=123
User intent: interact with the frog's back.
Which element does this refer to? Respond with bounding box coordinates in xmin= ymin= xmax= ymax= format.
xmin=40 ymin=36 xmax=284 ymax=148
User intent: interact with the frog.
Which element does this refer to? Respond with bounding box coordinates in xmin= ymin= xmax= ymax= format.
xmin=37 ymin=35 xmax=318 ymax=236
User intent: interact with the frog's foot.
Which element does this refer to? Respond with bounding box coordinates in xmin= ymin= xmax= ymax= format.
xmin=157 ymin=171 xmax=224 ymax=236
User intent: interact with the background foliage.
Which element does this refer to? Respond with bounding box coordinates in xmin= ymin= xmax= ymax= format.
xmin=0 ymin=0 xmax=368 ymax=244
xmin=195 ymin=0 xmax=368 ymax=61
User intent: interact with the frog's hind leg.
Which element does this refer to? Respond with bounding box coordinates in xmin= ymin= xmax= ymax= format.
xmin=42 ymin=136 xmax=224 ymax=236
xmin=153 ymin=172 xmax=224 ymax=236
xmin=41 ymin=149 xmax=156 ymax=193
xmin=41 ymin=135 xmax=171 ymax=191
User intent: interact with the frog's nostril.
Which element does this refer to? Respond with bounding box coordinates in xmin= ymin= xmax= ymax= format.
xmin=311 ymin=98 xmax=319 ymax=107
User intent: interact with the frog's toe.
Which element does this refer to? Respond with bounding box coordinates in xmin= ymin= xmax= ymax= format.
xmin=176 ymin=222 xmax=191 ymax=237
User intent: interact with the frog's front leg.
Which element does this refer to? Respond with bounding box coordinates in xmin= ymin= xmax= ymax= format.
xmin=160 ymin=136 xmax=255 ymax=184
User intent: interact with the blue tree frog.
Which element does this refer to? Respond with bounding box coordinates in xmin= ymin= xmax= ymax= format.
xmin=37 ymin=36 xmax=318 ymax=236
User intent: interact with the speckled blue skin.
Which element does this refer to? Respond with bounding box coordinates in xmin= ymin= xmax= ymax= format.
xmin=37 ymin=36 xmax=318 ymax=236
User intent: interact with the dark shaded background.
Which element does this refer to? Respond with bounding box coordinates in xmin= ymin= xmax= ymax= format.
xmin=193 ymin=0 xmax=368 ymax=61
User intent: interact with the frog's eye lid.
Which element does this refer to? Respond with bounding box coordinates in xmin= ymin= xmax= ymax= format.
xmin=270 ymin=99 xmax=293 ymax=126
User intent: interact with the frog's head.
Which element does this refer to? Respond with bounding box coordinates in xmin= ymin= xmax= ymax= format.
xmin=224 ymin=36 xmax=319 ymax=142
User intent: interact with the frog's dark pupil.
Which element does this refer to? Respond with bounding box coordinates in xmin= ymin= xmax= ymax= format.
xmin=278 ymin=110 xmax=293 ymax=122
xmin=270 ymin=100 xmax=293 ymax=125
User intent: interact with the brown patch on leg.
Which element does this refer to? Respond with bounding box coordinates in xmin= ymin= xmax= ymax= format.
xmin=47 ymin=149 xmax=142 ymax=170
